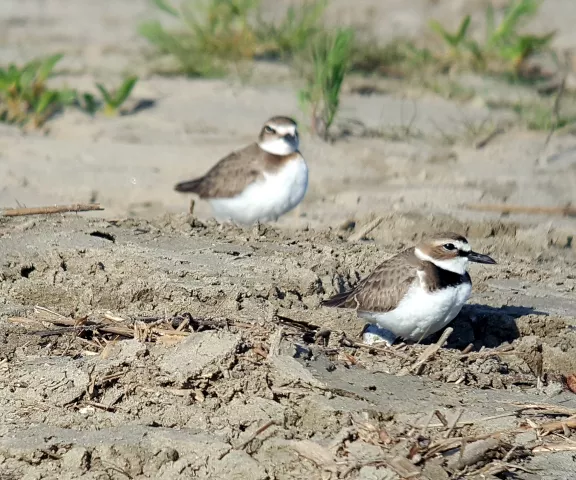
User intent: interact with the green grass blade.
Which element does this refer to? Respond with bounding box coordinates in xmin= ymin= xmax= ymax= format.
xmin=20 ymin=65 xmax=37 ymax=92
xmin=34 ymin=90 xmax=58 ymax=115
xmin=95 ymin=83 xmax=113 ymax=106
xmin=151 ymin=0 xmax=180 ymax=17
xmin=113 ymin=76 xmax=138 ymax=107
xmin=496 ymin=0 xmax=539 ymax=42
xmin=429 ymin=20 xmax=457 ymax=47
xmin=37 ymin=53 xmax=64 ymax=82
xmin=456 ymin=15 xmax=471 ymax=42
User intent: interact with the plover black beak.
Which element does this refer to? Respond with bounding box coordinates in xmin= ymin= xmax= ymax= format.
xmin=468 ymin=251 xmax=497 ymax=264
xmin=284 ymin=134 xmax=296 ymax=144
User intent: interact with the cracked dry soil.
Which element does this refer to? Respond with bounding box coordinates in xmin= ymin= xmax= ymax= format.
xmin=1 ymin=213 xmax=576 ymax=479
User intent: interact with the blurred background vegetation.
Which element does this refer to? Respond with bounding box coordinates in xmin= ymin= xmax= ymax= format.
xmin=1 ymin=0 xmax=574 ymax=139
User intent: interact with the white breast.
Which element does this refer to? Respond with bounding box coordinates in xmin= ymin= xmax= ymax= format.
xmin=209 ymin=156 xmax=308 ymax=225
xmin=360 ymin=280 xmax=471 ymax=343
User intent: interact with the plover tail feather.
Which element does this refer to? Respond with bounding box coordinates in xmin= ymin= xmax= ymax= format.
xmin=321 ymin=291 xmax=353 ymax=308
xmin=174 ymin=178 xmax=204 ymax=193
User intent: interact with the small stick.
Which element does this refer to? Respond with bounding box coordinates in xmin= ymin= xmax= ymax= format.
xmin=35 ymin=305 xmax=67 ymax=319
xmin=533 ymin=443 xmax=576 ymax=453
xmin=348 ymin=216 xmax=384 ymax=242
xmin=138 ymin=386 xmax=194 ymax=397
xmin=540 ymin=415 xmax=576 ymax=435
xmin=8 ymin=317 xmax=45 ymax=328
xmin=464 ymin=203 xmax=576 ymax=216
xmin=434 ymin=410 xmax=449 ymax=428
xmin=460 ymin=344 xmax=514 ymax=360
xmin=235 ymin=421 xmax=276 ymax=450
xmin=175 ymin=317 xmax=189 ymax=332
xmin=401 ymin=327 xmax=453 ymax=375
xmin=81 ymin=400 xmax=116 ymax=412
xmin=252 ymin=345 xmax=269 ymax=359
xmin=20 ymin=307 xmax=192 ymax=340
xmin=474 ymin=126 xmax=504 ymax=149
xmin=40 ymin=449 xmax=62 ymax=460
xmin=342 ymin=336 xmax=411 ymax=360
xmin=507 ymin=403 xmax=576 ymax=416
xmin=104 ymin=313 xmax=127 ymax=323
xmin=414 ymin=411 xmax=519 ymax=429
xmin=1 ymin=203 xmax=104 ymax=217
xmin=445 ymin=408 xmax=464 ymax=438
xmin=503 ymin=445 xmax=518 ymax=462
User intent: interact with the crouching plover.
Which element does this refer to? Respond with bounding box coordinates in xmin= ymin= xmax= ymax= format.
xmin=174 ymin=116 xmax=308 ymax=225
xmin=322 ymin=233 xmax=496 ymax=345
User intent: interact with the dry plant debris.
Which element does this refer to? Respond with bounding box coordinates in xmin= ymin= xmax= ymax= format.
xmin=464 ymin=202 xmax=576 ymax=217
xmin=9 ymin=307 xmax=203 ymax=351
xmin=2 ymin=216 xmax=576 ymax=479
xmin=7 ymin=304 xmax=576 ymax=479
xmin=1 ymin=203 xmax=104 ymax=217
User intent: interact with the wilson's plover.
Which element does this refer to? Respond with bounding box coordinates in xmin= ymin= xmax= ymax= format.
xmin=174 ymin=116 xmax=308 ymax=225
xmin=322 ymin=233 xmax=496 ymax=345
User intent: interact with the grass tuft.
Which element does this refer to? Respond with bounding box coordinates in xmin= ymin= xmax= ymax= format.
xmin=0 ymin=54 xmax=139 ymax=128
xmin=95 ymin=77 xmax=139 ymax=117
xmin=429 ymin=0 xmax=555 ymax=76
xmin=138 ymin=0 xmax=327 ymax=76
xmin=257 ymin=1 xmax=327 ymax=59
xmin=0 ymin=54 xmax=76 ymax=128
xmin=298 ymin=28 xmax=354 ymax=140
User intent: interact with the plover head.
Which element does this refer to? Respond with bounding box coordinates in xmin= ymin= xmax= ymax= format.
xmin=257 ymin=116 xmax=299 ymax=155
xmin=414 ymin=232 xmax=496 ymax=275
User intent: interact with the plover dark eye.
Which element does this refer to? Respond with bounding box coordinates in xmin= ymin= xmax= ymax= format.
xmin=264 ymin=126 xmax=275 ymax=134
xmin=443 ymin=243 xmax=456 ymax=251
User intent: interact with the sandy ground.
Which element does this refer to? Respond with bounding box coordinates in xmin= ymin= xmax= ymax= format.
xmin=1 ymin=1 xmax=576 ymax=479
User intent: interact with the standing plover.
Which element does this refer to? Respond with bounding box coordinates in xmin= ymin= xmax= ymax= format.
xmin=322 ymin=233 xmax=496 ymax=345
xmin=174 ymin=116 xmax=308 ymax=225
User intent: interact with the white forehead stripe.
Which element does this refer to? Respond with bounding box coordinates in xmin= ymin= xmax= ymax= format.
xmin=270 ymin=124 xmax=296 ymax=136
xmin=454 ymin=240 xmax=470 ymax=252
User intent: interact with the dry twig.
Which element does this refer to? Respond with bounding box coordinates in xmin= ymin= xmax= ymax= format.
xmin=347 ymin=216 xmax=384 ymax=242
xmin=9 ymin=306 xmax=192 ymax=343
xmin=474 ymin=126 xmax=504 ymax=149
xmin=445 ymin=408 xmax=464 ymax=438
xmin=341 ymin=336 xmax=411 ymax=360
xmin=464 ymin=203 xmax=576 ymax=217
xmin=400 ymin=327 xmax=453 ymax=375
xmin=235 ymin=421 xmax=277 ymax=450
xmin=533 ymin=443 xmax=576 ymax=453
xmin=1 ymin=203 xmax=104 ymax=217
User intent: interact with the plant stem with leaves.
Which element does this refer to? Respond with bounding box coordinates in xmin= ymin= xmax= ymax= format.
xmin=95 ymin=76 xmax=139 ymax=116
xmin=298 ymin=28 xmax=354 ymax=140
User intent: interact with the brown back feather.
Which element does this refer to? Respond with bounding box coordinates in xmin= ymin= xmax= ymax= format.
xmin=174 ymin=143 xmax=296 ymax=199
xmin=322 ymin=248 xmax=419 ymax=313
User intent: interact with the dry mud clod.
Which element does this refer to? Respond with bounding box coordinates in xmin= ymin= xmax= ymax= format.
xmin=0 ymin=215 xmax=576 ymax=479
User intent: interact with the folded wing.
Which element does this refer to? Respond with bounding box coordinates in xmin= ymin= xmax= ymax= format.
xmin=321 ymin=249 xmax=418 ymax=313
xmin=174 ymin=144 xmax=265 ymax=199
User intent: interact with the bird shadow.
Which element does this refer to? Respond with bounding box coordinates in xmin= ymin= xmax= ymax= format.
xmin=426 ymin=304 xmax=548 ymax=351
